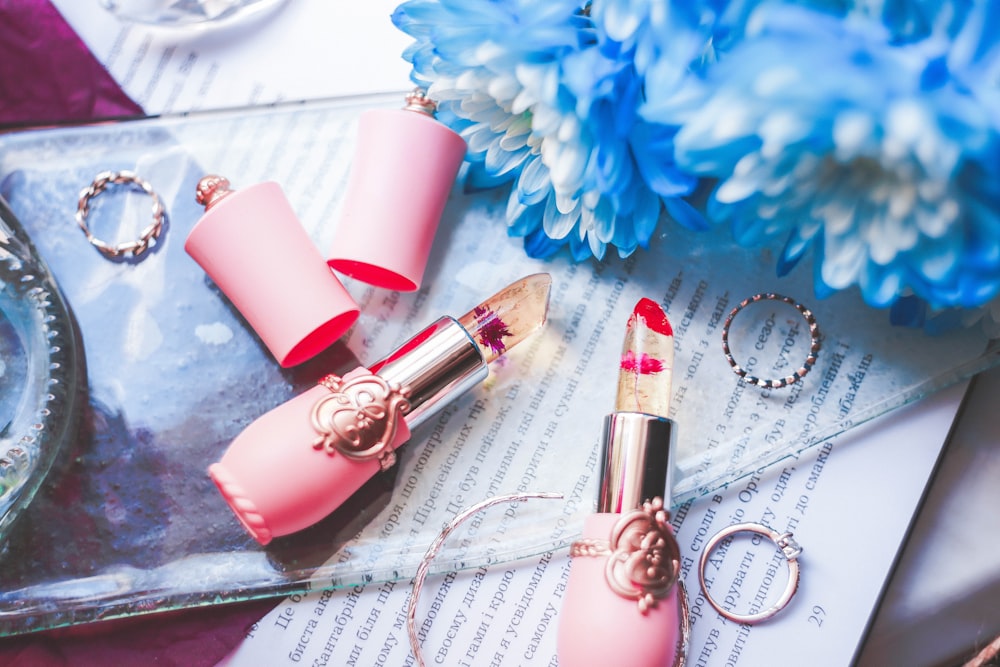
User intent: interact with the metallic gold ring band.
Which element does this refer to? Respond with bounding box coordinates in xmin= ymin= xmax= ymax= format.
xmin=76 ymin=170 xmax=165 ymax=260
xmin=721 ymin=292 xmax=820 ymax=389
xmin=697 ymin=521 xmax=802 ymax=624
xmin=407 ymin=492 xmax=564 ymax=667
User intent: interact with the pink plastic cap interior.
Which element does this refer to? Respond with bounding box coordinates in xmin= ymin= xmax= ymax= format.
xmin=185 ymin=181 xmax=359 ymax=367
xmin=328 ymin=108 xmax=466 ymax=291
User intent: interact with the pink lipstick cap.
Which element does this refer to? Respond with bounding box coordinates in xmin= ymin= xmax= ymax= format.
xmin=558 ymin=512 xmax=684 ymax=667
xmin=327 ymin=90 xmax=466 ymax=291
xmin=185 ymin=177 xmax=360 ymax=367
xmin=209 ymin=368 xmax=412 ymax=545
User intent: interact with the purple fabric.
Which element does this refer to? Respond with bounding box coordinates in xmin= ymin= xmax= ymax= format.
xmin=0 ymin=0 xmax=143 ymax=126
xmin=0 ymin=600 xmax=275 ymax=666
xmin=0 ymin=3 xmax=271 ymax=665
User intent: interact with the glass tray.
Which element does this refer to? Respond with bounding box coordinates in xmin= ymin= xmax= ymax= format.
xmin=0 ymin=93 xmax=996 ymax=635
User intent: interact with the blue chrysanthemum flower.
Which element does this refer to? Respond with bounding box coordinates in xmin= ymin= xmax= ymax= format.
xmin=850 ymin=0 xmax=975 ymax=42
xmin=701 ymin=0 xmax=975 ymax=54
xmin=645 ymin=3 xmax=1000 ymax=309
xmin=392 ymin=0 xmax=708 ymax=260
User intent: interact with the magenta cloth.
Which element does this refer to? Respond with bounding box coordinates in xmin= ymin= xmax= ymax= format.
xmin=0 ymin=600 xmax=276 ymax=667
xmin=0 ymin=0 xmax=143 ymax=126
xmin=0 ymin=3 xmax=273 ymax=665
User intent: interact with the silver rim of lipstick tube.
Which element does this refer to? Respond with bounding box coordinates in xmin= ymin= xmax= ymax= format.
xmin=597 ymin=413 xmax=677 ymax=513
xmin=376 ymin=316 xmax=488 ymax=430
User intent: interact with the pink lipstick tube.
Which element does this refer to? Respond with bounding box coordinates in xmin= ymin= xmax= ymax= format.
xmin=209 ymin=274 xmax=552 ymax=545
xmin=209 ymin=316 xmax=486 ymax=545
xmin=558 ymin=414 xmax=685 ymax=667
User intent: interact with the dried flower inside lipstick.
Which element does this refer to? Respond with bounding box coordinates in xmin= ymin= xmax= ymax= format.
xmin=617 ymin=297 xmax=674 ymax=418
xmin=458 ymin=273 xmax=551 ymax=363
xmin=470 ymin=305 xmax=513 ymax=357
xmin=620 ymin=351 xmax=665 ymax=375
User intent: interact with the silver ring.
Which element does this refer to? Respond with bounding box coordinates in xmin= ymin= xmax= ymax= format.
xmin=698 ymin=522 xmax=802 ymax=624
xmin=721 ymin=292 xmax=820 ymax=389
xmin=76 ymin=170 xmax=165 ymax=259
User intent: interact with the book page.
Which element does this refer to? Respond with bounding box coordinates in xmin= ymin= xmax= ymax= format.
xmin=220 ymin=379 xmax=964 ymax=666
xmin=50 ymin=0 xmax=413 ymax=113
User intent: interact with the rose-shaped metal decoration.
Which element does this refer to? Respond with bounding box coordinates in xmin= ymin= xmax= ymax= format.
xmin=604 ymin=497 xmax=681 ymax=614
xmin=310 ymin=373 xmax=411 ymax=471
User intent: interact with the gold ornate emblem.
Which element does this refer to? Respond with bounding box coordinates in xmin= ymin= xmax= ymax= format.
xmin=605 ymin=497 xmax=680 ymax=613
xmin=571 ymin=497 xmax=680 ymax=614
xmin=310 ymin=373 xmax=412 ymax=471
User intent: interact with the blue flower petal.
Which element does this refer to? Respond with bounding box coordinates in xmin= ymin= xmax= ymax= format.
xmin=542 ymin=192 xmax=579 ymax=240
xmin=631 ymin=187 xmax=661 ymax=247
xmin=569 ymin=232 xmax=595 ymax=261
xmin=464 ymin=163 xmax=515 ymax=191
xmin=524 ymin=226 xmax=564 ymax=258
xmin=507 ymin=190 xmax=543 ymax=236
xmin=663 ymin=196 xmax=709 ymax=231
xmin=516 ymin=156 xmax=551 ymax=205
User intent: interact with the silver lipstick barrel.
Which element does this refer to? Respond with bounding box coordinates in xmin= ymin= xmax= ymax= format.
xmin=596 ymin=412 xmax=677 ymax=513
xmin=375 ymin=316 xmax=488 ymax=430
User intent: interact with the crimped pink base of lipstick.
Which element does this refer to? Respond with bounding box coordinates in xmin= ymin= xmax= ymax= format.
xmin=558 ymin=513 xmax=682 ymax=667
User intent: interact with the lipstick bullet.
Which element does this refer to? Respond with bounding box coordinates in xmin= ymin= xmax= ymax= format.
xmin=209 ymin=273 xmax=552 ymax=545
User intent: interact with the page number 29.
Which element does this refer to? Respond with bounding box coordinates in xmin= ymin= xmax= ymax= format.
xmin=808 ymin=605 xmax=826 ymax=627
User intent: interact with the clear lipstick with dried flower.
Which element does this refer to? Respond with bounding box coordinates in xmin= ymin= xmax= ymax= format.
xmin=558 ymin=297 xmax=687 ymax=667
xmin=209 ymin=273 xmax=552 ymax=545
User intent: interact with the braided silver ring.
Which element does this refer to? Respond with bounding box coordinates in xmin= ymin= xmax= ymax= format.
xmin=721 ymin=292 xmax=820 ymax=389
xmin=76 ymin=170 xmax=165 ymax=260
